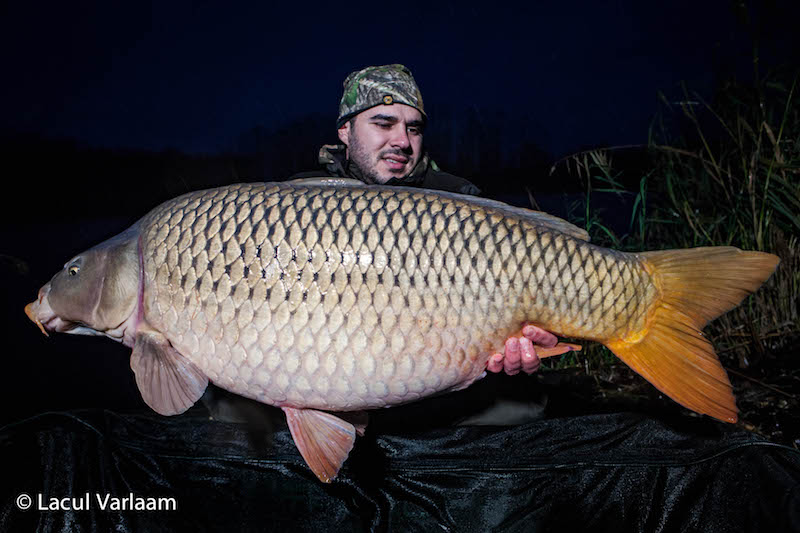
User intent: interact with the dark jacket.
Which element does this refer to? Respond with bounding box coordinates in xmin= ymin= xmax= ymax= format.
xmin=289 ymin=144 xmax=481 ymax=196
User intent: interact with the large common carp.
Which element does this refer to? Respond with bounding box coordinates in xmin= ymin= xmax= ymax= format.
xmin=25 ymin=179 xmax=779 ymax=482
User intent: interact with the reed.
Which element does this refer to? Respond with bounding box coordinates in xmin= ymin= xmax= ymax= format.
xmin=546 ymin=68 xmax=799 ymax=372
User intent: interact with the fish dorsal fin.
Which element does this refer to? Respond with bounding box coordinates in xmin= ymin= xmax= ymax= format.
xmin=282 ymin=407 xmax=356 ymax=483
xmin=464 ymin=196 xmax=590 ymax=241
xmin=516 ymin=209 xmax=589 ymax=242
xmin=288 ymin=177 xmax=363 ymax=187
xmin=287 ymin=179 xmax=589 ymax=242
xmin=283 ymin=177 xmax=589 ymax=241
xmin=130 ymin=330 xmax=209 ymax=416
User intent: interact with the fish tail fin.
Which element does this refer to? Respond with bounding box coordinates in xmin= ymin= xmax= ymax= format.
xmin=606 ymin=247 xmax=779 ymax=423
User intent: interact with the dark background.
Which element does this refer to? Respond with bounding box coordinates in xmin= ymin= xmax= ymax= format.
xmin=2 ymin=0 xmax=799 ymax=425
xmin=5 ymin=1 xmax=798 ymax=157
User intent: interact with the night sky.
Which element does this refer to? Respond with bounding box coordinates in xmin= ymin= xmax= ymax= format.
xmin=4 ymin=1 xmax=797 ymax=159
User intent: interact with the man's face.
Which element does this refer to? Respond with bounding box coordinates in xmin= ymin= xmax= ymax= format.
xmin=338 ymin=104 xmax=424 ymax=184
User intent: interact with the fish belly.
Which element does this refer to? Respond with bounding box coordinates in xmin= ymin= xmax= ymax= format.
xmin=139 ymin=183 xmax=657 ymax=411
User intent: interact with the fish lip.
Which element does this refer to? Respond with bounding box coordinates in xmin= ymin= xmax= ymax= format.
xmin=25 ymin=288 xmax=77 ymax=336
xmin=25 ymin=301 xmax=49 ymax=336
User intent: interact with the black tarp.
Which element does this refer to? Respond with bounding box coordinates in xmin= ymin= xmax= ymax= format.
xmin=2 ymin=407 xmax=798 ymax=532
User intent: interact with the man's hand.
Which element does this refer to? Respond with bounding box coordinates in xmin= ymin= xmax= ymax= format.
xmin=486 ymin=325 xmax=558 ymax=375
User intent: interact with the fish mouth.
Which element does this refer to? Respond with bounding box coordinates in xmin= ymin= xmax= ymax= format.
xmin=25 ymin=285 xmax=78 ymax=336
xmin=25 ymin=301 xmax=49 ymax=336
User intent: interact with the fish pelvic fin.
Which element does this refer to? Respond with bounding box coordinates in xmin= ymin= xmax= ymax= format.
xmin=607 ymin=247 xmax=779 ymax=423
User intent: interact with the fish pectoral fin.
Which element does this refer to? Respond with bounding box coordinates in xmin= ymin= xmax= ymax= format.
xmin=282 ymin=407 xmax=357 ymax=483
xmin=130 ymin=331 xmax=209 ymax=416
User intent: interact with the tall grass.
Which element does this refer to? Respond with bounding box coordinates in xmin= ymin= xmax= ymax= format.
xmin=649 ymin=71 xmax=799 ymax=366
xmin=651 ymin=73 xmax=799 ymax=250
xmin=549 ymin=68 xmax=799 ymax=371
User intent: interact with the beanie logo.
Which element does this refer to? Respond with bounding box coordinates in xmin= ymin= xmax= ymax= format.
xmin=382 ymin=95 xmax=393 ymax=105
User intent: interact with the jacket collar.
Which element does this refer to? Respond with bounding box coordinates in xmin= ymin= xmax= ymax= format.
xmin=317 ymin=144 xmax=429 ymax=186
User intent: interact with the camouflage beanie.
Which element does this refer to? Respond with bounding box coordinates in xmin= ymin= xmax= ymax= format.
xmin=337 ymin=64 xmax=427 ymax=127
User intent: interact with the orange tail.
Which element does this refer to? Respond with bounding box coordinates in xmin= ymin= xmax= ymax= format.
xmin=606 ymin=247 xmax=779 ymax=423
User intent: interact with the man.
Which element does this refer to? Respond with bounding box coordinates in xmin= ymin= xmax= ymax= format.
xmin=292 ymin=64 xmax=560 ymax=377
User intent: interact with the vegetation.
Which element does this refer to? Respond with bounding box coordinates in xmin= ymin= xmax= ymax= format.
xmin=543 ymin=68 xmax=799 ymax=443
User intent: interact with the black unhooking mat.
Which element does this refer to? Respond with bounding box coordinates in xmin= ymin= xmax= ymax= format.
xmin=1 ymin=408 xmax=798 ymax=532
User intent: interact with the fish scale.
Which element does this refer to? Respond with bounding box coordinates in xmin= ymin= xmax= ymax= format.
xmin=139 ymin=182 xmax=654 ymax=411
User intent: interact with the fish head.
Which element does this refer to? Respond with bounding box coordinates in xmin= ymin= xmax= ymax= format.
xmin=26 ymin=225 xmax=141 ymax=345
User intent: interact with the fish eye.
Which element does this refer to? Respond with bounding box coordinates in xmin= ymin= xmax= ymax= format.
xmin=68 ymin=265 xmax=80 ymax=276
